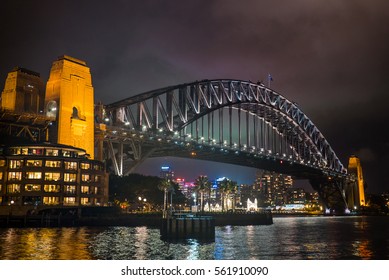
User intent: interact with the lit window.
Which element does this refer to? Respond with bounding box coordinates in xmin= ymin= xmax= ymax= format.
xmin=45 ymin=160 xmax=61 ymax=168
xmin=26 ymin=160 xmax=42 ymax=167
xmin=44 ymin=185 xmax=60 ymax=192
xmin=43 ymin=196 xmax=59 ymax=205
xmin=81 ymin=186 xmax=89 ymax=194
xmin=8 ymin=172 xmax=22 ymax=181
xmin=94 ymin=175 xmax=101 ymax=183
xmin=26 ymin=172 xmax=42 ymax=179
xmin=64 ymin=161 xmax=77 ymax=170
xmin=0 ymin=172 xmax=2 ymax=180
xmin=81 ymin=174 xmax=90 ymax=182
xmin=81 ymin=162 xmax=90 ymax=169
xmin=64 ymin=197 xmax=77 ymax=205
xmin=9 ymin=160 xmax=22 ymax=169
xmin=63 ymin=150 xmax=72 ymax=157
xmin=46 ymin=149 xmax=59 ymax=156
xmin=0 ymin=184 xmax=2 ymax=192
xmin=44 ymin=172 xmax=61 ymax=181
xmin=81 ymin=197 xmax=91 ymax=205
xmin=28 ymin=148 xmax=43 ymax=155
xmin=7 ymin=184 xmax=21 ymax=193
xmin=93 ymin=164 xmax=102 ymax=171
xmin=64 ymin=185 xmax=76 ymax=194
xmin=0 ymin=160 xmax=5 ymax=166
xmin=64 ymin=173 xmax=77 ymax=182
xmin=25 ymin=184 xmax=41 ymax=191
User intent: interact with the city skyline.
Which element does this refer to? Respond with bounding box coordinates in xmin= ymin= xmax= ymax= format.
xmin=1 ymin=0 xmax=388 ymax=193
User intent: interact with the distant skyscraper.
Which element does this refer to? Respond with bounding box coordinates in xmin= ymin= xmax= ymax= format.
xmin=160 ymin=166 xmax=174 ymax=181
xmin=256 ymin=170 xmax=293 ymax=206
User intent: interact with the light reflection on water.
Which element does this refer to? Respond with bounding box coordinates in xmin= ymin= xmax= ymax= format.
xmin=0 ymin=216 xmax=388 ymax=260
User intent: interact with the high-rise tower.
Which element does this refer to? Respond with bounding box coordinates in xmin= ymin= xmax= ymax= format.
xmin=45 ymin=55 xmax=95 ymax=159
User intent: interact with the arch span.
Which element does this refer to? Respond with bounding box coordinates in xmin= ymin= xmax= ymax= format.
xmin=99 ymin=79 xmax=346 ymax=177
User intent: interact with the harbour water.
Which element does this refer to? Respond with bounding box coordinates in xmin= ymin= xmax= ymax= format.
xmin=0 ymin=215 xmax=388 ymax=260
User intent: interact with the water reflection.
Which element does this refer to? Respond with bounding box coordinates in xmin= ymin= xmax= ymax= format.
xmin=0 ymin=227 xmax=93 ymax=259
xmin=0 ymin=216 xmax=388 ymax=260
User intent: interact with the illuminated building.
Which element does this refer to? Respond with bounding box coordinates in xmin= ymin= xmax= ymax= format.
xmin=287 ymin=187 xmax=306 ymax=204
xmin=0 ymin=143 xmax=108 ymax=208
xmin=160 ymin=166 xmax=174 ymax=181
xmin=1 ymin=67 xmax=45 ymax=114
xmin=45 ymin=55 xmax=95 ymax=159
xmin=256 ymin=171 xmax=293 ymax=206
xmin=0 ymin=55 xmax=109 ymax=213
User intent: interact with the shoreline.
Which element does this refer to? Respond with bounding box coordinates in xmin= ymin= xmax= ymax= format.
xmin=0 ymin=211 xmax=273 ymax=228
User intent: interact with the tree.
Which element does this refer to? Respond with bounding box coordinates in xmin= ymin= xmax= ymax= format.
xmin=194 ymin=175 xmax=212 ymax=213
xmin=158 ymin=179 xmax=173 ymax=217
xmin=219 ymin=178 xmax=238 ymax=212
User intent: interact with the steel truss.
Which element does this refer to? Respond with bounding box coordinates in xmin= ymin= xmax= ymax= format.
xmin=97 ymin=80 xmax=346 ymax=177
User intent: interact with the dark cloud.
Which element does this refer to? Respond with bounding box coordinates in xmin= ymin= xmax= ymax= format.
xmin=1 ymin=0 xmax=388 ymax=192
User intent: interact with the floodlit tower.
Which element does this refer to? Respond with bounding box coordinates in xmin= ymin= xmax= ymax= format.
xmin=45 ymin=55 xmax=95 ymax=159
xmin=1 ymin=67 xmax=45 ymax=114
xmin=348 ymin=155 xmax=366 ymax=207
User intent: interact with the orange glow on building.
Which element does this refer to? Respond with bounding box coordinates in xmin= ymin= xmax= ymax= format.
xmin=348 ymin=156 xmax=366 ymax=207
xmin=45 ymin=55 xmax=95 ymax=159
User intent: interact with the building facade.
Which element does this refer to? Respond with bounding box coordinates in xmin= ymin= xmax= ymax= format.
xmin=0 ymin=143 xmax=108 ymax=209
xmin=0 ymin=55 xmax=109 ymax=214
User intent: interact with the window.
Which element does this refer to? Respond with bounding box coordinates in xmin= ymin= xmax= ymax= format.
xmin=0 ymin=160 xmax=5 ymax=166
xmin=63 ymin=197 xmax=77 ymax=205
xmin=94 ymin=175 xmax=101 ymax=183
xmin=29 ymin=148 xmax=43 ymax=155
xmin=0 ymin=172 xmax=3 ymax=180
xmin=90 ymin=186 xmax=98 ymax=195
xmin=8 ymin=172 xmax=22 ymax=181
xmin=7 ymin=184 xmax=21 ymax=193
xmin=81 ymin=162 xmax=90 ymax=170
xmin=9 ymin=160 xmax=22 ymax=169
xmin=94 ymin=164 xmax=102 ymax=171
xmin=25 ymin=184 xmax=41 ymax=192
xmin=26 ymin=160 xmax=42 ymax=167
xmin=64 ymin=185 xmax=76 ymax=195
xmin=81 ymin=186 xmax=89 ymax=194
xmin=43 ymin=196 xmax=59 ymax=205
xmin=44 ymin=185 xmax=60 ymax=193
xmin=72 ymin=107 xmax=80 ymax=119
xmin=45 ymin=149 xmax=59 ymax=156
xmin=64 ymin=161 xmax=77 ymax=170
xmin=81 ymin=197 xmax=91 ymax=205
xmin=81 ymin=174 xmax=91 ymax=182
xmin=63 ymin=150 xmax=72 ymax=157
xmin=45 ymin=160 xmax=61 ymax=168
xmin=0 ymin=184 xmax=2 ymax=192
xmin=44 ymin=172 xmax=61 ymax=181
xmin=64 ymin=173 xmax=77 ymax=182
xmin=26 ymin=172 xmax=42 ymax=179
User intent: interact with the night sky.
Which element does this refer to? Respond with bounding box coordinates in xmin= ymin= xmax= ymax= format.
xmin=1 ymin=0 xmax=389 ymax=193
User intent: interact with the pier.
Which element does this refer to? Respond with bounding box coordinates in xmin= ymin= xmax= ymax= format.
xmin=160 ymin=213 xmax=215 ymax=241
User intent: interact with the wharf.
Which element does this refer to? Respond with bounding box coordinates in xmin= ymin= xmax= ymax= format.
xmin=0 ymin=209 xmax=273 ymax=228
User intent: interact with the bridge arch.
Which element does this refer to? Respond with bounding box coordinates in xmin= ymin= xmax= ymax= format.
xmin=99 ymin=79 xmax=346 ymax=176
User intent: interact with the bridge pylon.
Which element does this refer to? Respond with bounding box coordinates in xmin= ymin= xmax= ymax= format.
xmin=346 ymin=155 xmax=366 ymax=210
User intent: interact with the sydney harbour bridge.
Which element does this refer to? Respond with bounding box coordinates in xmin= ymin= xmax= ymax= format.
xmin=0 ymin=57 xmax=362 ymax=213
xmin=94 ymin=79 xmax=357 ymax=212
